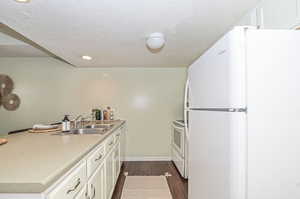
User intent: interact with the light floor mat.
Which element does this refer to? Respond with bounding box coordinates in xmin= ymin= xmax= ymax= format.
xmin=121 ymin=176 xmax=173 ymax=199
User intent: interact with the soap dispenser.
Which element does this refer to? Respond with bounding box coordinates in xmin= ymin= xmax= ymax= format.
xmin=62 ymin=115 xmax=71 ymax=132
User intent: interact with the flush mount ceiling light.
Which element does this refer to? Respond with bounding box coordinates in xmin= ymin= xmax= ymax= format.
xmin=82 ymin=55 xmax=92 ymax=60
xmin=15 ymin=0 xmax=31 ymax=3
xmin=146 ymin=32 xmax=165 ymax=50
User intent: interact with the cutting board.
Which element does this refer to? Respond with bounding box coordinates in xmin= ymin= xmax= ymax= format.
xmin=28 ymin=128 xmax=61 ymax=134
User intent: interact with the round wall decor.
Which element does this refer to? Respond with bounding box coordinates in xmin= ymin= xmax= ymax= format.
xmin=2 ymin=93 xmax=20 ymax=111
xmin=0 ymin=74 xmax=14 ymax=96
xmin=0 ymin=74 xmax=20 ymax=111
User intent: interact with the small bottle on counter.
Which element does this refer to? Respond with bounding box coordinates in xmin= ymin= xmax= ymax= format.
xmin=103 ymin=106 xmax=116 ymax=120
xmin=109 ymin=108 xmax=114 ymax=120
xmin=103 ymin=109 xmax=109 ymax=120
xmin=92 ymin=108 xmax=103 ymax=121
xmin=106 ymin=106 xmax=114 ymax=120
xmin=107 ymin=106 xmax=111 ymax=120
xmin=62 ymin=115 xmax=71 ymax=132
xmin=97 ymin=109 xmax=103 ymax=120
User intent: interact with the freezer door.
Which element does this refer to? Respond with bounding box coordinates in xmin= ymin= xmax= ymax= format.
xmin=188 ymin=27 xmax=246 ymax=109
xmin=189 ymin=110 xmax=246 ymax=199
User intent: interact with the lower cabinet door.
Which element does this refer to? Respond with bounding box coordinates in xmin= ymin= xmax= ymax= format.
xmin=106 ymin=151 xmax=115 ymax=199
xmin=114 ymin=143 xmax=121 ymax=181
xmin=120 ymin=126 xmax=126 ymax=164
xmin=75 ymin=186 xmax=88 ymax=199
xmin=88 ymin=163 xmax=105 ymax=199
xmin=47 ymin=161 xmax=86 ymax=199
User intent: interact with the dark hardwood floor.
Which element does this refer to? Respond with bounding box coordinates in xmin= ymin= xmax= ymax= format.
xmin=112 ymin=161 xmax=188 ymax=199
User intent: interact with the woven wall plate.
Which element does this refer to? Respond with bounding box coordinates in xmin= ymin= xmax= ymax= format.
xmin=2 ymin=93 xmax=20 ymax=111
xmin=0 ymin=74 xmax=14 ymax=96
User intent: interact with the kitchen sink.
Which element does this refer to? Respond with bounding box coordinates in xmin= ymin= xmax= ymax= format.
xmin=52 ymin=122 xmax=115 ymax=135
xmin=85 ymin=124 xmax=114 ymax=129
xmin=69 ymin=123 xmax=115 ymax=134
xmin=69 ymin=128 xmax=107 ymax=135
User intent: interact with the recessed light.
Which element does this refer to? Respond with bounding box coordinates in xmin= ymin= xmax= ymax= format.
xmin=15 ymin=0 xmax=30 ymax=3
xmin=82 ymin=55 xmax=92 ymax=60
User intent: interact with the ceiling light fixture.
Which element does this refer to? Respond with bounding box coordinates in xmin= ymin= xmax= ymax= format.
xmin=146 ymin=32 xmax=165 ymax=50
xmin=82 ymin=55 xmax=92 ymax=60
xmin=15 ymin=0 xmax=31 ymax=3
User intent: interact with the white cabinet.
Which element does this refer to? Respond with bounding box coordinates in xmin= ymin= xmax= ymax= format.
xmin=114 ymin=143 xmax=121 ymax=181
xmin=47 ymin=161 xmax=87 ymax=199
xmin=106 ymin=135 xmax=115 ymax=153
xmin=87 ymin=163 xmax=105 ymax=199
xmin=87 ymin=144 xmax=105 ymax=178
xmin=236 ymin=3 xmax=264 ymax=28
xmin=236 ymin=8 xmax=258 ymax=27
xmin=120 ymin=125 xmax=126 ymax=163
xmin=256 ymin=2 xmax=265 ymax=28
xmin=105 ymin=150 xmax=115 ymax=199
xmin=104 ymin=129 xmax=123 ymax=199
xmin=261 ymin=0 xmax=298 ymax=29
xmin=237 ymin=0 xmax=300 ymax=29
xmin=74 ymin=186 xmax=88 ymax=199
xmin=6 ymin=122 xmax=126 ymax=199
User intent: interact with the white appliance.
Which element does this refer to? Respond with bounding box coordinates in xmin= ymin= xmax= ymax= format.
xmin=188 ymin=27 xmax=300 ymax=199
xmin=171 ymin=120 xmax=188 ymax=179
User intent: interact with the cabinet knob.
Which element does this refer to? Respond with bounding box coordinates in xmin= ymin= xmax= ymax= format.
xmin=95 ymin=154 xmax=103 ymax=161
xmin=85 ymin=190 xmax=90 ymax=199
xmin=91 ymin=184 xmax=96 ymax=199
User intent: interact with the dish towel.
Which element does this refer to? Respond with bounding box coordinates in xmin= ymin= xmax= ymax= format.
xmin=33 ymin=124 xmax=58 ymax=130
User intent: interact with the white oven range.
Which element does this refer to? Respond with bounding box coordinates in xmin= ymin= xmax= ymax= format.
xmin=172 ymin=120 xmax=188 ymax=179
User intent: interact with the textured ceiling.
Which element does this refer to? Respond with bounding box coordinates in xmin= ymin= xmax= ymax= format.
xmin=0 ymin=0 xmax=258 ymax=67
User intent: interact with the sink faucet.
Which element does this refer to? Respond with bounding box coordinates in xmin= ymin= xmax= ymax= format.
xmin=73 ymin=114 xmax=93 ymax=129
xmin=73 ymin=115 xmax=84 ymax=129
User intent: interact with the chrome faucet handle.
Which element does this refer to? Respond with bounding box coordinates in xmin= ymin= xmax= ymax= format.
xmin=73 ymin=115 xmax=83 ymax=129
xmin=73 ymin=114 xmax=92 ymax=129
xmin=74 ymin=115 xmax=83 ymax=121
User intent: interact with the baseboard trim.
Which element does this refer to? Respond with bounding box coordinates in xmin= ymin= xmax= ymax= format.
xmin=124 ymin=156 xmax=171 ymax=161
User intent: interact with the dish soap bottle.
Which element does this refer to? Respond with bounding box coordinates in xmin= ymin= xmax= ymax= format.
xmin=62 ymin=115 xmax=70 ymax=132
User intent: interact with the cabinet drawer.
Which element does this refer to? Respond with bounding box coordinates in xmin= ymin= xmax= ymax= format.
xmin=47 ymin=161 xmax=86 ymax=199
xmin=114 ymin=129 xmax=121 ymax=143
xmin=106 ymin=135 xmax=115 ymax=152
xmin=87 ymin=144 xmax=105 ymax=177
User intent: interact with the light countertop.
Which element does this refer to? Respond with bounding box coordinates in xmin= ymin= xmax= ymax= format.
xmin=0 ymin=120 xmax=125 ymax=193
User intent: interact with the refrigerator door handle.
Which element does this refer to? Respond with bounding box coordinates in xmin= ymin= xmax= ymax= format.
xmin=184 ymin=78 xmax=190 ymax=140
xmin=184 ymin=78 xmax=189 ymax=109
xmin=189 ymin=108 xmax=247 ymax=112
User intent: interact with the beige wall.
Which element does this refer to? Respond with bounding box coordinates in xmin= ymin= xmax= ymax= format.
xmin=0 ymin=57 xmax=186 ymax=159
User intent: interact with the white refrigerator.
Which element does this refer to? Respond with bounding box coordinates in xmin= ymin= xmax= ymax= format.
xmin=188 ymin=27 xmax=300 ymax=199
